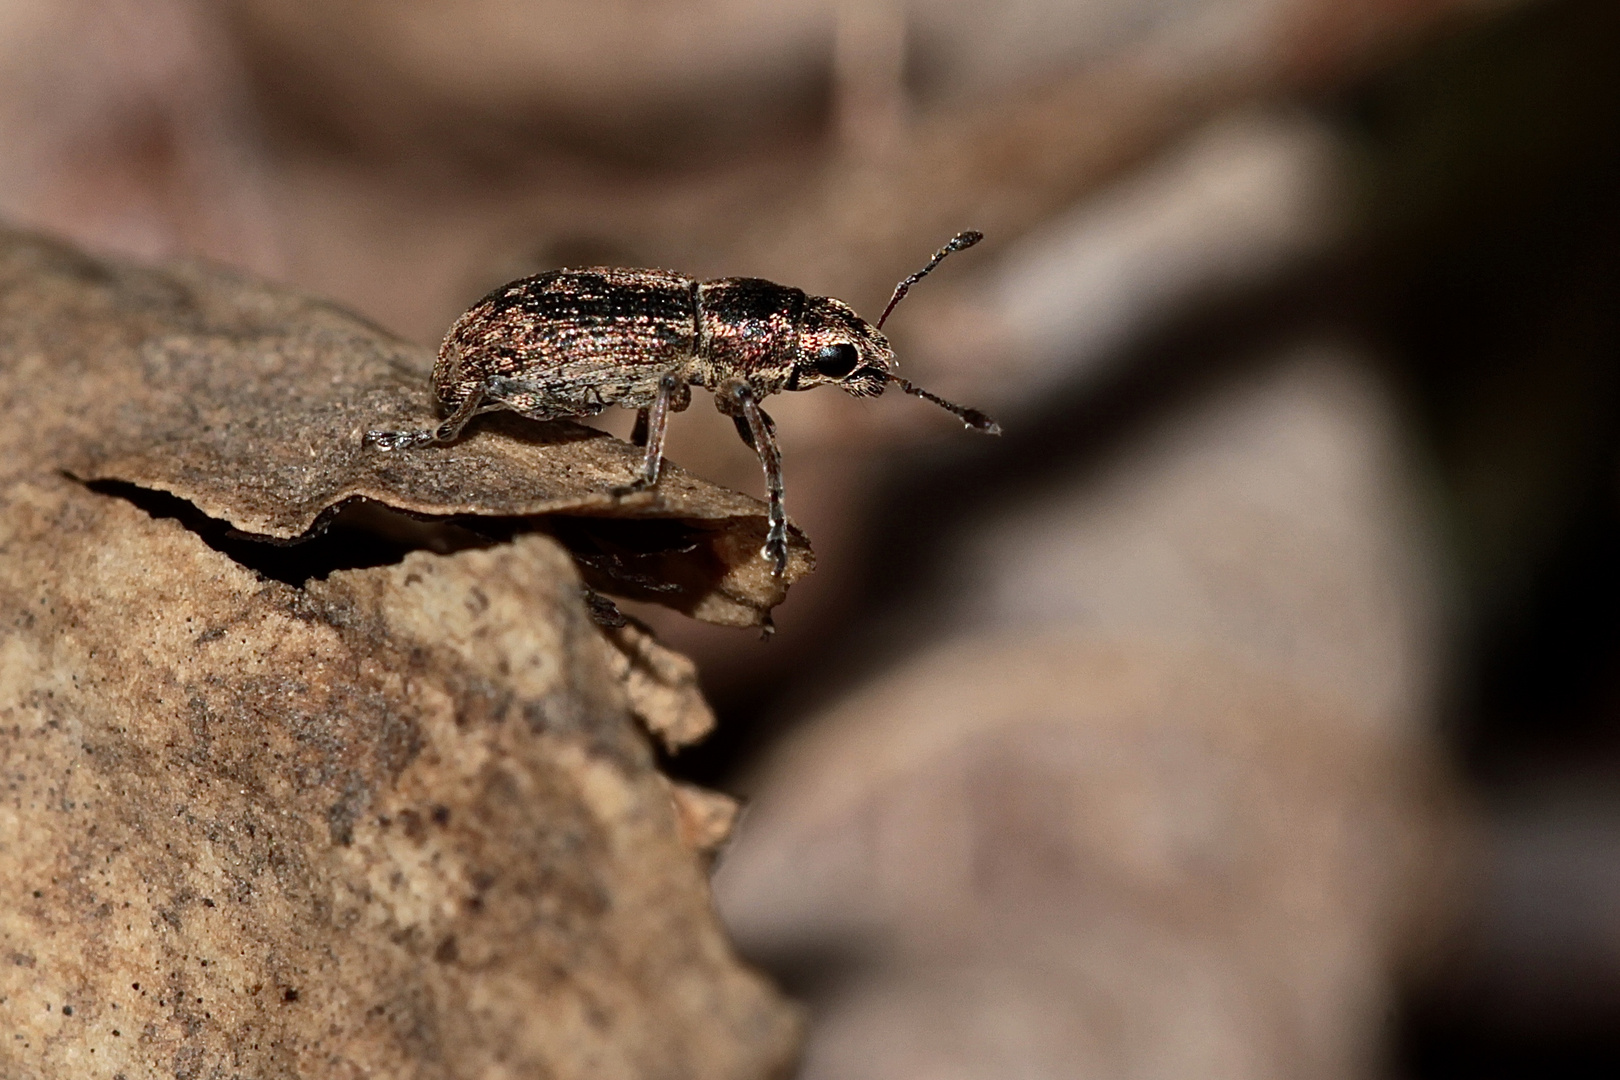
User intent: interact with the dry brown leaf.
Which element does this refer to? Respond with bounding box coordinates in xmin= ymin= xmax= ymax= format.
xmin=601 ymin=621 xmax=717 ymax=752
xmin=669 ymin=782 xmax=745 ymax=860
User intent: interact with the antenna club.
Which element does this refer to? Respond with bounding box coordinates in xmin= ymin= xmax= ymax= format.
xmin=892 ymin=376 xmax=1001 ymax=434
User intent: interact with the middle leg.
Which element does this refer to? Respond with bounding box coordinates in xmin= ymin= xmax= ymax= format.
xmin=612 ymin=372 xmax=681 ymax=496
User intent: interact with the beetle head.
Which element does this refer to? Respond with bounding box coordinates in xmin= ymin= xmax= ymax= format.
xmin=791 ymin=296 xmax=894 ymax=398
xmin=781 ymin=230 xmax=1001 ymax=434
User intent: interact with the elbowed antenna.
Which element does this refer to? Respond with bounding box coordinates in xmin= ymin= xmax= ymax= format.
xmin=876 ymin=230 xmax=983 ymax=330
xmin=887 ymin=373 xmax=1001 ymax=435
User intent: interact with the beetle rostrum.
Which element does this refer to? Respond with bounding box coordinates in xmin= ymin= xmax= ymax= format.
xmin=364 ymin=230 xmax=999 ymax=577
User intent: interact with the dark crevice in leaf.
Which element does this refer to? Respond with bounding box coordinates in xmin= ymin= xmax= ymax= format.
xmin=79 ymin=478 xmax=744 ymax=615
xmin=83 ymin=479 xmax=495 ymax=584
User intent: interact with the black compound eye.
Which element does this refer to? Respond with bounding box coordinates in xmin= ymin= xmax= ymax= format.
xmin=813 ymin=343 xmax=861 ymax=379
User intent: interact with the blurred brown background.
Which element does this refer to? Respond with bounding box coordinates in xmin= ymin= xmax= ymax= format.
xmin=3 ymin=0 xmax=1618 ymax=1075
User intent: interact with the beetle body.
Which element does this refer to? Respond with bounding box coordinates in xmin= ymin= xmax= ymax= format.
xmin=366 ymin=233 xmax=996 ymax=577
xmin=432 ymin=268 xmax=892 ymax=421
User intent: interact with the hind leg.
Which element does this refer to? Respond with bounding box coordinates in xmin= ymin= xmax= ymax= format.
xmin=363 ymin=385 xmax=489 ymax=451
xmin=363 ymin=373 xmax=583 ymax=451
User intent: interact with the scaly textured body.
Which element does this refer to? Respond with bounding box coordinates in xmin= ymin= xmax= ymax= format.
xmin=435 ymin=269 xmax=701 ymax=418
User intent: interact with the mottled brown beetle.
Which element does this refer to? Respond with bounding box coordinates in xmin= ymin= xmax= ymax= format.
xmin=365 ymin=231 xmax=998 ymax=576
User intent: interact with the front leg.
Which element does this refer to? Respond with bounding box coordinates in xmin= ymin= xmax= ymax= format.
xmin=726 ymin=384 xmax=788 ymax=577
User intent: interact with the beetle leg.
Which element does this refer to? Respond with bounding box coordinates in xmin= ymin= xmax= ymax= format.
xmin=429 ymin=386 xmax=489 ymax=442
xmin=629 ymin=410 xmax=650 ymax=447
xmin=362 ymin=385 xmax=487 ymax=451
xmin=612 ymin=373 xmax=680 ymax=496
xmin=730 ymin=405 xmax=776 ymax=448
xmin=734 ymin=386 xmax=788 ymax=577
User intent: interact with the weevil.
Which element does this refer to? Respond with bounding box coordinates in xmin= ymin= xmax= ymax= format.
xmin=364 ymin=231 xmax=999 ymax=576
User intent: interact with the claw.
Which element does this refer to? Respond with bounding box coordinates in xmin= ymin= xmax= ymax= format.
xmin=610 ymin=477 xmax=657 ymax=499
xmin=761 ymin=528 xmax=789 ymax=578
xmin=362 ymin=428 xmax=434 ymax=451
